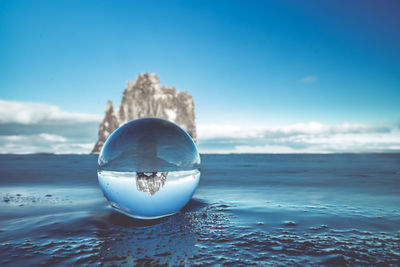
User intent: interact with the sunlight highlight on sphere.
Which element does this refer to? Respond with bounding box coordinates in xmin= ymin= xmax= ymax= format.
xmin=97 ymin=118 xmax=201 ymax=219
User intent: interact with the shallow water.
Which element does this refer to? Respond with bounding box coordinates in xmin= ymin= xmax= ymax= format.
xmin=0 ymin=154 xmax=399 ymax=265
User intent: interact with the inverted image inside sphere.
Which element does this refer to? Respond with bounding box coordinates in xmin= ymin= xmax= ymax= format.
xmin=97 ymin=118 xmax=201 ymax=220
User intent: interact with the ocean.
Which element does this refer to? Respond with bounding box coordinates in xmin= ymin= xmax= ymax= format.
xmin=0 ymin=154 xmax=399 ymax=266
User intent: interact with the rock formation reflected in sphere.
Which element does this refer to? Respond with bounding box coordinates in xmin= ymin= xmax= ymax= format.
xmin=97 ymin=118 xmax=201 ymax=219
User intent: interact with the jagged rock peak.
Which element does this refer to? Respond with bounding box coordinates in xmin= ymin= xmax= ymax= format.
xmin=92 ymin=73 xmax=197 ymax=154
xmin=127 ymin=73 xmax=161 ymax=90
xmin=105 ymin=100 xmax=114 ymax=112
xmin=91 ymin=100 xmax=119 ymax=154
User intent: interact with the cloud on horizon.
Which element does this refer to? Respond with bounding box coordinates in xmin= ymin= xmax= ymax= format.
xmin=197 ymin=122 xmax=400 ymax=153
xmin=0 ymin=99 xmax=399 ymax=154
xmin=0 ymin=99 xmax=101 ymax=154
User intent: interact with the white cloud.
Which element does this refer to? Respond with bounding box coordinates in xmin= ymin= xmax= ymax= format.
xmin=1 ymin=142 xmax=44 ymax=154
xmin=39 ymin=133 xmax=67 ymax=142
xmin=0 ymin=98 xmax=398 ymax=154
xmin=197 ymin=122 xmax=392 ymax=140
xmin=301 ymin=75 xmax=317 ymax=83
xmin=0 ymin=100 xmax=101 ymax=154
xmin=50 ymin=143 xmax=96 ymax=154
xmin=1 ymin=135 xmax=28 ymax=141
xmin=0 ymin=99 xmax=102 ymax=124
xmin=197 ymin=121 xmax=400 ymax=153
xmin=0 ymin=134 xmax=94 ymax=154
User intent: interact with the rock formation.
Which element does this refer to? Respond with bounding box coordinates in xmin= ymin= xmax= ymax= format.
xmin=92 ymin=73 xmax=197 ymax=153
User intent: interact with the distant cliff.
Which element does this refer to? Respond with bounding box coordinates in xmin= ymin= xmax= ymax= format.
xmin=92 ymin=73 xmax=197 ymax=153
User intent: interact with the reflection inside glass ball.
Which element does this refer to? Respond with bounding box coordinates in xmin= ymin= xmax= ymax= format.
xmin=97 ymin=118 xmax=201 ymax=219
xmin=136 ymin=172 xmax=167 ymax=196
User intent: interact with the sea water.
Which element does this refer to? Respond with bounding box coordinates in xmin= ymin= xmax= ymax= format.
xmin=1 ymin=154 xmax=400 ymax=265
xmin=98 ymin=169 xmax=200 ymax=219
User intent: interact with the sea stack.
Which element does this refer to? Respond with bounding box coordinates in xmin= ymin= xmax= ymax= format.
xmin=92 ymin=73 xmax=197 ymax=153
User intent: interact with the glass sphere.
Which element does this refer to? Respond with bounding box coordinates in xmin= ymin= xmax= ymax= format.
xmin=97 ymin=118 xmax=201 ymax=219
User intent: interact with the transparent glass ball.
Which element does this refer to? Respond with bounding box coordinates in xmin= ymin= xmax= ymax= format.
xmin=97 ymin=118 xmax=201 ymax=219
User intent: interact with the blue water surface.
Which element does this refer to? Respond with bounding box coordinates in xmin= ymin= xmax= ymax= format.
xmin=0 ymin=154 xmax=399 ymax=265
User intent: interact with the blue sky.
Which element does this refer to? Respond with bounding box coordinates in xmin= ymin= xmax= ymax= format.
xmin=0 ymin=0 xmax=399 ymax=153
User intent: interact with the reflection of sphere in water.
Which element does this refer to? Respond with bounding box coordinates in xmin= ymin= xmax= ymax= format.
xmin=97 ymin=118 xmax=201 ymax=219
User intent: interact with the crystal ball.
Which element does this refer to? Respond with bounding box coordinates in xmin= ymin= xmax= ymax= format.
xmin=97 ymin=118 xmax=201 ymax=219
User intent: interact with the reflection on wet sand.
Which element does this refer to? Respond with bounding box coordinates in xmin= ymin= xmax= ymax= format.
xmin=95 ymin=199 xmax=207 ymax=265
